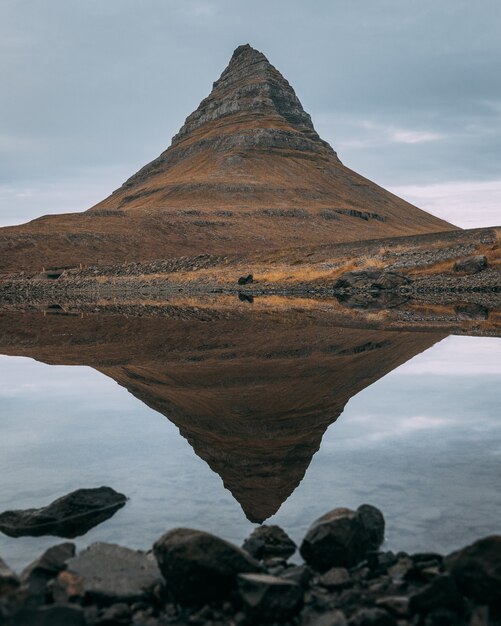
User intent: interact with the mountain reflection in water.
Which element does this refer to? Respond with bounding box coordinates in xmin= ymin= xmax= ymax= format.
xmin=0 ymin=309 xmax=448 ymax=522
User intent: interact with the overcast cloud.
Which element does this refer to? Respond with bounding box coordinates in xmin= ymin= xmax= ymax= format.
xmin=1 ymin=0 xmax=500 ymax=226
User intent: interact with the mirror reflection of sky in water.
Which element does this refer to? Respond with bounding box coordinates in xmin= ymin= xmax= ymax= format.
xmin=0 ymin=335 xmax=499 ymax=571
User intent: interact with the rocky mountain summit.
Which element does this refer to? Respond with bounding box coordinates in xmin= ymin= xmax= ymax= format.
xmin=108 ymin=43 xmax=339 ymax=203
xmin=0 ymin=44 xmax=456 ymax=274
xmin=173 ymin=44 xmax=333 ymax=150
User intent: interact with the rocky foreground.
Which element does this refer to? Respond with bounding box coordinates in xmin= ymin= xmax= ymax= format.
xmin=1 ymin=505 xmax=500 ymax=626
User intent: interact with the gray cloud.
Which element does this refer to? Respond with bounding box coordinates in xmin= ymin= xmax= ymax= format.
xmin=1 ymin=0 xmax=500 ymax=225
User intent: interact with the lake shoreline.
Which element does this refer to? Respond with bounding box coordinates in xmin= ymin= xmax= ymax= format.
xmin=1 ymin=226 xmax=499 ymax=341
xmin=1 ymin=226 xmax=499 ymax=295
xmin=1 ymin=504 xmax=499 ymax=625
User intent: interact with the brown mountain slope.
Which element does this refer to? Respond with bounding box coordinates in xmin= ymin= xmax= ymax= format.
xmin=0 ymin=45 xmax=456 ymax=274
xmin=0 ymin=310 xmax=444 ymax=522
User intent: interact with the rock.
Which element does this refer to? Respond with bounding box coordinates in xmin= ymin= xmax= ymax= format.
xmin=348 ymin=607 xmax=397 ymax=625
xmin=265 ymin=560 xmax=288 ymax=577
xmin=317 ymin=567 xmax=351 ymax=589
xmin=468 ymin=605 xmax=490 ymax=626
xmin=367 ymin=551 xmax=397 ymax=573
xmin=11 ymin=605 xmax=86 ymax=626
xmin=302 ymin=608 xmax=348 ymax=625
xmin=423 ymin=608 xmax=466 ymax=625
xmin=419 ymin=566 xmax=441 ymax=582
xmin=333 ymin=270 xmax=409 ymax=291
xmin=374 ymin=272 xmax=410 ymax=290
xmin=153 ymin=528 xmax=262 ymax=604
xmin=411 ymin=552 xmax=444 ymax=565
xmin=333 ymin=270 xmax=381 ymax=290
xmin=445 ymin=535 xmax=501 ymax=605
xmin=242 ymin=525 xmax=296 ymax=560
xmin=455 ymin=303 xmax=489 ymax=320
xmin=374 ymin=596 xmax=409 ymax=617
xmin=238 ymin=292 xmax=254 ymax=303
xmin=335 ymin=291 xmax=409 ymax=311
xmin=0 ymin=487 xmax=127 ymax=538
xmin=55 ymin=542 xmax=162 ymax=606
xmin=0 ymin=556 xmax=19 ymax=597
xmin=21 ymin=542 xmax=75 ymax=595
xmin=280 ymin=564 xmax=313 ymax=587
xmin=238 ymin=274 xmax=253 ymax=285
xmin=453 ymin=255 xmax=487 ymax=274
xmin=388 ymin=556 xmax=414 ymax=581
xmin=409 ymin=574 xmax=464 ymax=614
xmin=96 ymin=602 xmax=132 ymax=624
xmin=357 ymin=504 xmax=385 ymax=550
xmin=300 ymin=507 xmax=384 ymax=572
xmin=237 ymin=572 xmax=303 ymax=622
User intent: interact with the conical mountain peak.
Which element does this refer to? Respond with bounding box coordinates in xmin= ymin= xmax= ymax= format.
xmin=218 ymin=42 xmax=282 ymax=87
xmin=170 ymin=44 xmax=332 ymax=150
xmin=227 ymin=43 xmax=269 ymax=67
xmin=0 ymin=43 xmax=456 ymax=275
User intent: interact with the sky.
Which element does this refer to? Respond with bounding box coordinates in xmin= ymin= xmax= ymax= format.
xmin=1 ymin=0 xmax=500 ymax=227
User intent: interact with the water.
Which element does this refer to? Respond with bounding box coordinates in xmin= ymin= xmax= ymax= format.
xmin=0 ymin=314 xmax=500 ymax=571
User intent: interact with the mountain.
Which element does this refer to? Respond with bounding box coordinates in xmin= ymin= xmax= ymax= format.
xmin=0 ymin=45 xmax=456 ymax=274
xmin=0 ymin=309 xmax=445 ymax=522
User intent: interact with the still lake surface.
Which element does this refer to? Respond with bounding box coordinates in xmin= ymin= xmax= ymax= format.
xmin=0 ymin=330 xmax=500 ymax=571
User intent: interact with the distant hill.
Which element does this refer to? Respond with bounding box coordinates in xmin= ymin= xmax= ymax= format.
xmin=0 ymin=44 xmax=457 ymax=274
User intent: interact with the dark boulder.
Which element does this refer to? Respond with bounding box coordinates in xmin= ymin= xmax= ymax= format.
xmin=0 ymin=556 xmax=19 ymax=597
xmin=238 ymin=274 xmax=254 ymax=285
xmin=242 ymin=525 xmax=296 ymax=560
xmin=280 ymin=564 xmax=313 ymax=587
xmin=54 ymin=542 xmax=162 ymax=606
xmin=445 ymin=535 xmax=501 ymax=605
xmin=411 ymin=552 xmax=444 ymax=564
xmin=153 ymin=528 xmax=262 ymax=604
xmin=333 ymin=270 xmax=381 ymax=290
xmin=335 ymin=291 xmax=409 ymax=311
xmin=333 ymin=270 xmax=409 ymax=291
xmin=388 ymin=556 xmax=414 ymax=581
xmin=302 ymin=609 xmax=348 ymax=626
xmin=455 ymin=303 xmax=489 ymax=320
xmin=374 ymin=272 xmax=410 ymax=290
xmin=238 ymin=292 xmax=254 ymax=303
xmin=11 ymin=605 xmax=86 ymax=626
xmin=237 ymin=572 xmax=303 ymax=622
xmin=367 ymin=551 xmax=397 ymax=574
xmin=408 ymin=574 xmax=464 ymax=614
xmin=348 ymin=607 xmax=397 ymax=625
xmin=0 ymin=487 xmax=127 ymax=538
xmin=300 ymin=506 xmax=385 ymax=572
xmin=357 ymin=504 xmax=385 ymax=550
xmin=453 ymin=255 xmax=487 ymax=275
xmin=374 ymin=596 xmax=409 ymax=617
xmin=317 ymin=567 xmax=351 ymax=590
xmin=95 ymin=602 xmax=132 ymax=624
xmin=21 ymin=542 xmax=76 ymax=598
